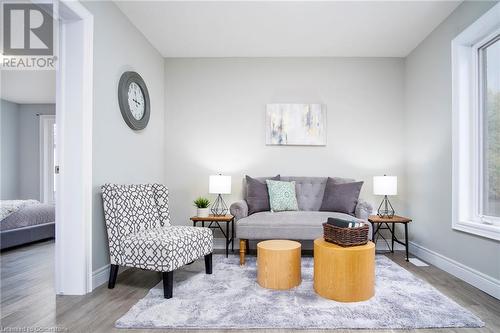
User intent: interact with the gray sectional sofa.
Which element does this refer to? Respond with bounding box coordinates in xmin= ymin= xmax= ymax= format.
xmin=229 ymin=176 xmax=373 ymax=264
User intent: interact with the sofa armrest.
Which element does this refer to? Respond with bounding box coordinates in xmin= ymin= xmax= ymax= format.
xmin=355 ymin=198 xmax=373 ymax=221
xmin=230 ymin=200 xmax=249 ymax=221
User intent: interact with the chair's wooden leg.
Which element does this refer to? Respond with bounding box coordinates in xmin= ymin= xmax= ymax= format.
xmin=163 ymin=271 xmax=173 ymax=299
xmin=108 ymin=264 xmax=119 ymax=289
xmin=239 ymin=239 xmax=247 ymax=266
xmin=205 ymin=253 xmax=213 ymax=274
xmin=245 ymin=239 xmax=250 ymax=254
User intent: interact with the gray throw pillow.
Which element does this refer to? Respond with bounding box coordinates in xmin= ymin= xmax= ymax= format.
xmin=319 ymin=178 xmax=363 ymax=216
xmin=246 ymin=175 xmax=280 ymax=215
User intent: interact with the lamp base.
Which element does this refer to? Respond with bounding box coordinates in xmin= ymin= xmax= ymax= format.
xmin=211 ymin=194 xmax=228 ymax=216
xmin=377 ymin=195 xmax=395 ymax=218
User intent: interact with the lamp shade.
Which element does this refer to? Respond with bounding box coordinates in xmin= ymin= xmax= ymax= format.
xmin=209 ymin=175 xmax=231 ymax=194
xmin=373 ymin=176 xmax=397 ymax=196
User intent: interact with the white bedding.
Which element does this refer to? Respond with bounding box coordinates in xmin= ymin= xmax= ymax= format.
xmin=0 ymin=200 xmax=40 ymax=221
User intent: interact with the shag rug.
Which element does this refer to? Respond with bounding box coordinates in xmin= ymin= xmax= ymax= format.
xmin=116 ymin=255 xmax=484 ymax=330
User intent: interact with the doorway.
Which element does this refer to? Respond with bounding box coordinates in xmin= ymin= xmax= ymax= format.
xmin=54 ymin=0 xmax=93 ymax=295
xmin=0 ymin=0 xmax=93 ymax=296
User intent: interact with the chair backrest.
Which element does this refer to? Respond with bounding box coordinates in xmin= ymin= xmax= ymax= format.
xmin=101 ymin=183 xmax=171 ymax=264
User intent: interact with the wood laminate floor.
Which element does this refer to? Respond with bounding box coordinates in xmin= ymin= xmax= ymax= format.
xmin=1 ymin=240 xmax=499 ymax=333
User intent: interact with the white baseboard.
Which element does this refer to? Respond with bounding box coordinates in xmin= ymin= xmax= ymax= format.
xmin=214 ymin=238 xmax=230 ymax=249
xmin=409 ymin=241 xmax=500 ymax=300
xmin=92 ymin=264 xmax=128 ymax=290
xmin=93 ymin=241 xmax=498 ymax=299
xmin=374 ymin=240 xmax=406 ymax=251
xmin=213 ymin=238 xmax=405 ymax=251
xmin=92 ymin=264 xmax=110 ymax=289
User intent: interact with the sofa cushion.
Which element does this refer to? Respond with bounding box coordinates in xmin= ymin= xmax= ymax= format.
xmin=279 ymin=177 xmax=327 ymax=211
xmin=279 ymin=176 xmax=355 ymax=211
xmin=242 ymin=176 xmax=361 ymax=212
xmin=266 ymin=180 xmax=299 ymax=212
xmin=320 ymin=178 xmax=363 ymax=216
xmin=246 ymin=175 xmax=280 ymax=215
xmin=235 ymin=211 xmax=369 ymax=240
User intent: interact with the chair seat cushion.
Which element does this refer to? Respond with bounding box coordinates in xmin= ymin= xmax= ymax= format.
xmin=120 ymin=226 xmax=213 ymax=272
xmin=236 ymin=211 xmax=371 ymax=240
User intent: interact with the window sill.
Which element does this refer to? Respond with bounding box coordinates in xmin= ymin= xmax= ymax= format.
xmin=453 ymin=220 xmax=500 ymax=241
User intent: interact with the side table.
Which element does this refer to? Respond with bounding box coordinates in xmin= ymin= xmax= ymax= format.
xmin=368 ymin=215 xmax=412 ymax=261
xmin=313 ymin=238 xmax=375 ymax=302
xmin=191 ymin=214 xmax=234 ymax=258
xmin=257 ymin=240 xmax=301 ymax=290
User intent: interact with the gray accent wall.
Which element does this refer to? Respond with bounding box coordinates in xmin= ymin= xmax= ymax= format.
xmin=164 ymin=58 xmax=406 ymax=227
xmin=0 ymin=100 xmax=55 ymax=200
xmin=82 ymin=2 xmax=166 ymax=271
xmin=405 ymin=1 xmax=500 ymax=280
xmin=1 ymin=99 xmax=19 ymax=199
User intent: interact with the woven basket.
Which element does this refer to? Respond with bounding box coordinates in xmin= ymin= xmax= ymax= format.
xmin=322 ymin=222 xmax=369 ymax=247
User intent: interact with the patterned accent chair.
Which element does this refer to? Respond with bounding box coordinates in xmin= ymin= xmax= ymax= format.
xmin=101 ymin=183 xmax=213 ymax=299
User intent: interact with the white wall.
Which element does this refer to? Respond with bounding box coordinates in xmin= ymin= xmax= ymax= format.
xmin=83 ymin=2 xmax=166 ymax=271
xmin=405 ymin=1 xmax=500 ymax=281
xmin=85 ymin=0 xmax=499 ymax=293
xmin=164 ymin=58 xmax=406 ymax=226
xmin=0 ymin=99 xmax=19 ymax=199
xmin=18 ymin=104 xmax=55 ymax=200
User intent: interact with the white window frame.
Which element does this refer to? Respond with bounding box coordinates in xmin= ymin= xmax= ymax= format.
xmin=452 ymin=3 xmax=500 ymax=241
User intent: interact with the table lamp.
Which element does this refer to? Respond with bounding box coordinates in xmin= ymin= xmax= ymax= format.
xmin=373 ymin=175 xmax=397 ymax=218
xmin=209 ymin=174 xmax=231 ymax=216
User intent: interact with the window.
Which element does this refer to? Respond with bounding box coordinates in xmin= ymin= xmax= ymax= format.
xmin=53 ymin=123 xmax=57 ymax=195
xmin=479 ymin=36 xmax=500 ymax=220
xmin=39 ymin=115 xmax=56 ymax=204
xmin=452 ymin=3 xmax=500 ymax=240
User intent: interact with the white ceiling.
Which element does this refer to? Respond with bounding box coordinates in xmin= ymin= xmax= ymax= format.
xmin=115 ymin=1 xmax=461 ymax=58
xmin=1 ymin=70 xmax=55 ymax=104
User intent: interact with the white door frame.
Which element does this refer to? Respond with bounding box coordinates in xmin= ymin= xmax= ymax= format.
xmin=55 ymin=0 xmax=93 ymax=295
xmin=39 ymin=114 xmax=56 ymax=204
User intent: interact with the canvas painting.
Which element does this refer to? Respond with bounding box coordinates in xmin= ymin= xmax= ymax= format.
xmin=266 ymin=104 xmax=326 ymax=146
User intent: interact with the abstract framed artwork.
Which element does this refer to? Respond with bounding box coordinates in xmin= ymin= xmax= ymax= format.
xmin=266 ymin=104 xmax=326 ymax=146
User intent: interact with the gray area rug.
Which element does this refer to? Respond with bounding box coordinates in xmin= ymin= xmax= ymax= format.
xmin=116 ymin=255 xmax=484 ymax=329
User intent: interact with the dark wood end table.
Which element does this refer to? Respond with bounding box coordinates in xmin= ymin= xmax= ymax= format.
xmin=190 ymin=214 xmax=234 ymax=258
xmin=368 ymin=215 xmax=412 ymax=261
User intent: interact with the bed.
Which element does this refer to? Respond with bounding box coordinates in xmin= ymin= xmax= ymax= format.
xmin=1 ymin=200 xmax=55 ymax=250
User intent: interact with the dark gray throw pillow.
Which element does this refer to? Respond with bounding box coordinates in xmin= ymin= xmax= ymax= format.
xmin=319 ymin=178 xmax=363 ymax=216
xmin=246 ymin=175 xmax=280 ymax=215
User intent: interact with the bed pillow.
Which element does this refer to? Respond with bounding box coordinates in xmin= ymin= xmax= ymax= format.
xmin=319 ymin=178 xmax=363 ymax=216
xmin=266 ymin=180 xmax=299 ymax=212
xmin=246 ymin=175 xmax=280 ymax=215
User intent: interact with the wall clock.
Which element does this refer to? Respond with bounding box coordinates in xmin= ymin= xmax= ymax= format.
xmin=118 ymin=71 xmax=150 ymax=130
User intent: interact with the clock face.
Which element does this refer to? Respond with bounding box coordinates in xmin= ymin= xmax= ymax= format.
xmin=127 ymin=82 xmax=145 ymax=120
xmin=118 ymin=71 xmax=150 ymax=130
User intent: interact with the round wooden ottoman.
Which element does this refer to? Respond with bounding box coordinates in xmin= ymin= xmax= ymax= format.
xmin=313 ymin=238 xmax=375 ymax=302
xmin=257 ymin=240 xmax=301 ymax=290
